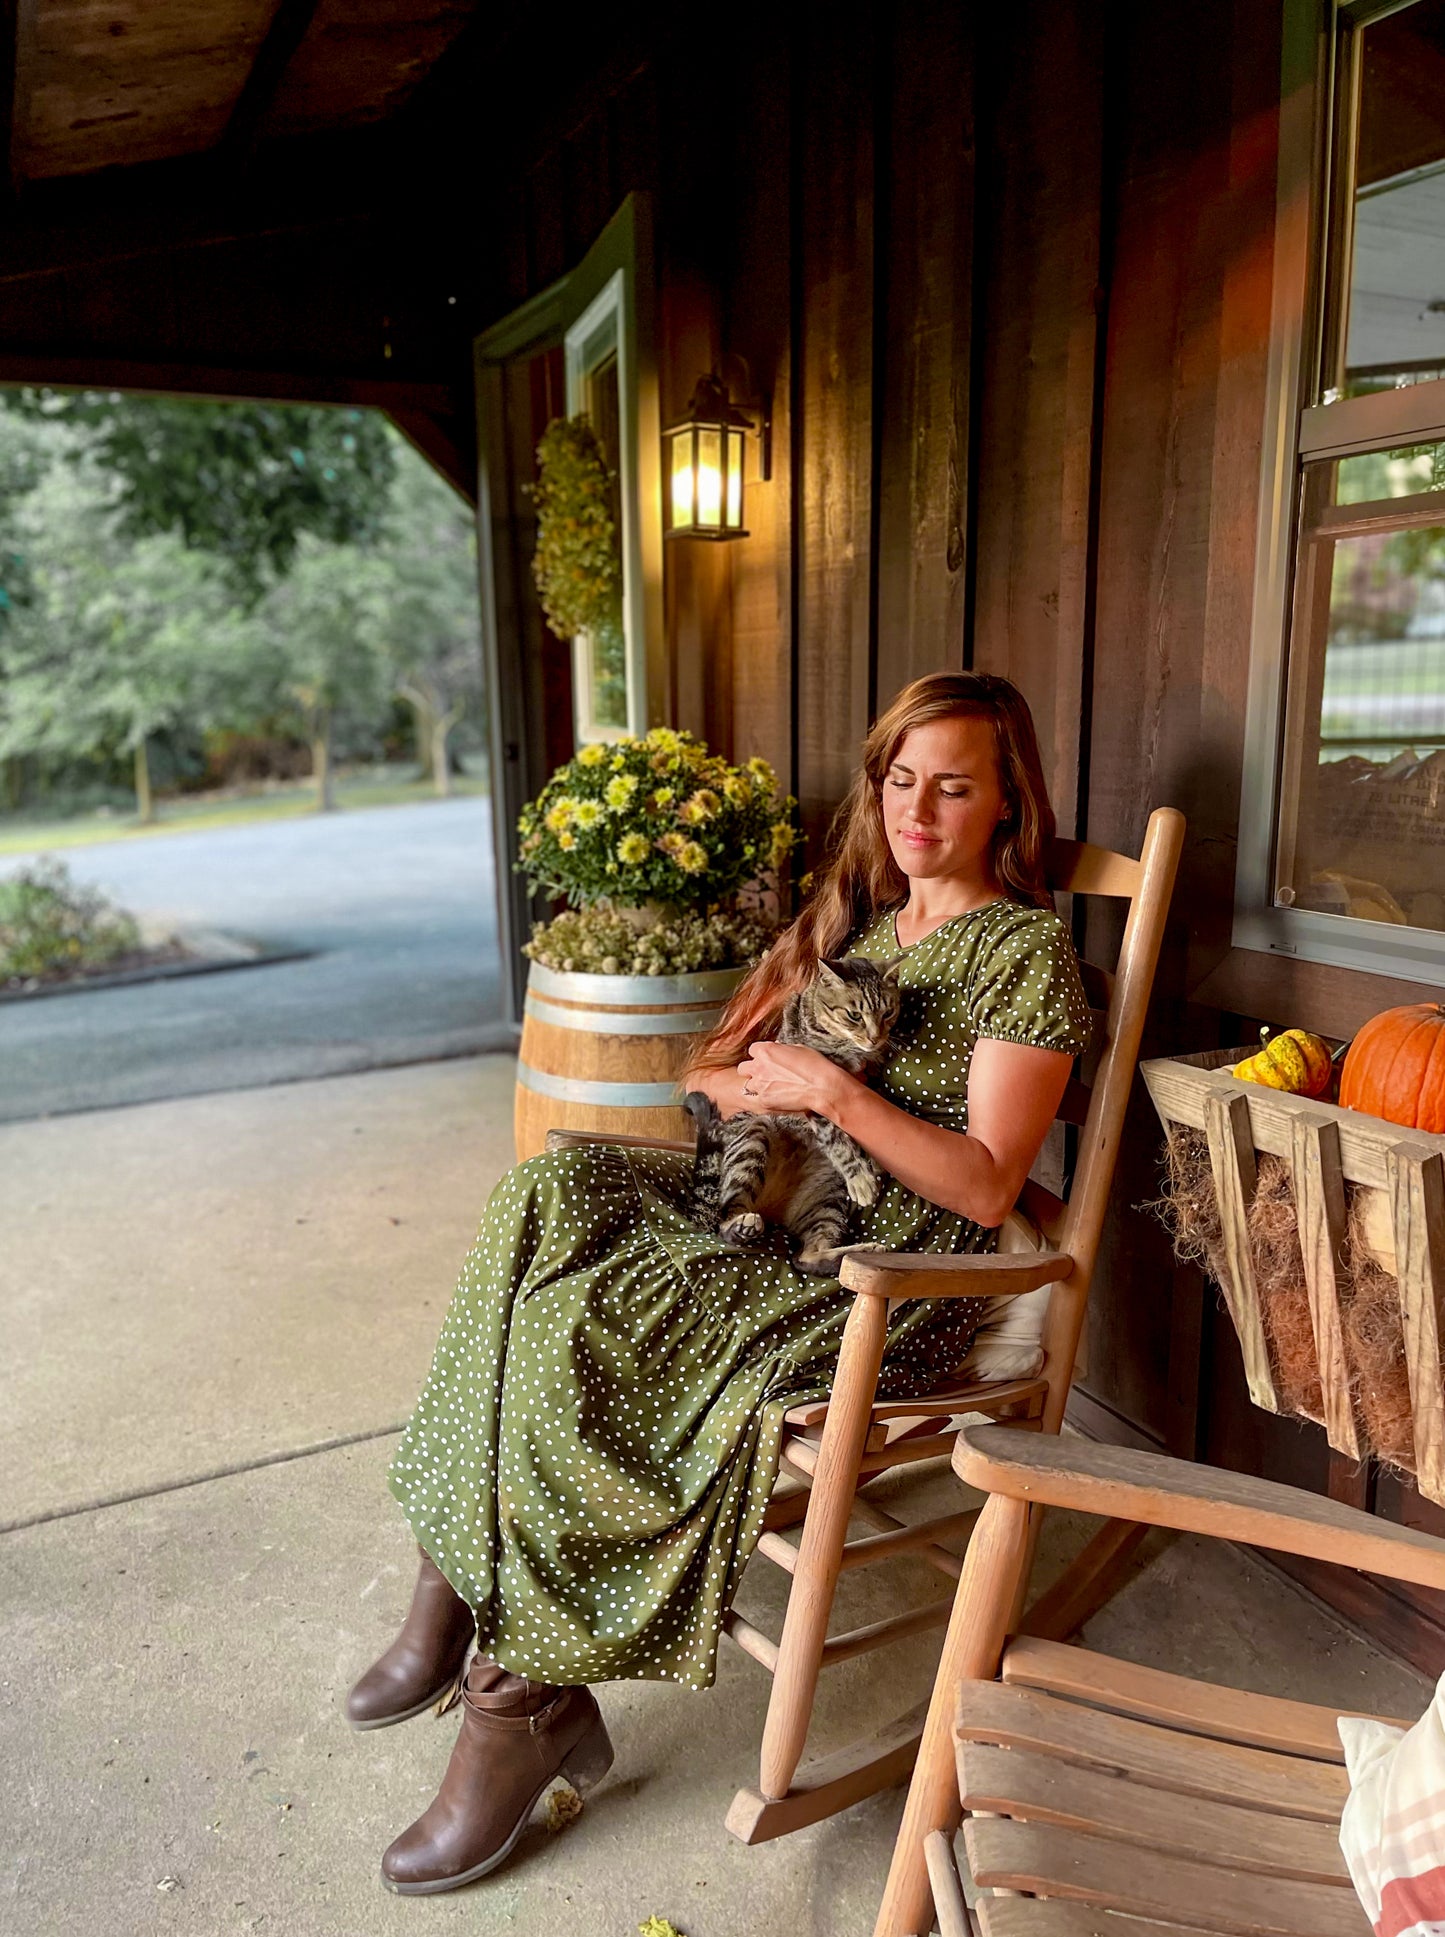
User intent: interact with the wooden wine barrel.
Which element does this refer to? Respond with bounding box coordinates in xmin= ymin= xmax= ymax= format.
xmin=514 ymin=961 xmax=746 ymax=1161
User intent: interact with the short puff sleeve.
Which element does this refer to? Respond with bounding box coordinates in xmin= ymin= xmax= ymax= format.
xmin=968 ymin=908 xmax=1091 ymax=1058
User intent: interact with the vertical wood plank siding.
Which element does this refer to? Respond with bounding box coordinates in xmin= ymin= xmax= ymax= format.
xmin=871 ymin=0 xmax=974 ymax=706
xmin=725 ymin=40 xmax=796 ymax=786
xmin=1081 ymin=0 xmax=1281 ymax=1450
xmin=793 ymin=0 xmax=878 ymax=849
xmin=969 ymin=0 xmax=1105 ymax=842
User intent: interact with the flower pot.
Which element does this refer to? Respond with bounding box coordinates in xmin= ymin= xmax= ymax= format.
xmin=514 ymin=961 xmax=746 ymax=1162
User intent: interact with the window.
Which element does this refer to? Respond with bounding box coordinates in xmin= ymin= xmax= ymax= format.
xmin=1239 ymin=0 xmax=1445 ymax=980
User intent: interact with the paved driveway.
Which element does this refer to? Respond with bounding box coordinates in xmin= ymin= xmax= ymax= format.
xmin=0 ymin=798 xmax=509 ymax=1122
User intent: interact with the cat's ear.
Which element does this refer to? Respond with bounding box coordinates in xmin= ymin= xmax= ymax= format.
xmin=881 ymin=959 xmax=903 ymax=984
xmin=815 ymin=960 xmax=847 ymax=990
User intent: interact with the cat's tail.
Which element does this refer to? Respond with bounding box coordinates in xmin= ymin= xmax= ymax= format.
xmin=682 ymin=1090 xmax=723 ymax=1231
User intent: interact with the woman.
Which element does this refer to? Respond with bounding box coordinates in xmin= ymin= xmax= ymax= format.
xmin=348 ymin=671 xmax=1091 ymax=1895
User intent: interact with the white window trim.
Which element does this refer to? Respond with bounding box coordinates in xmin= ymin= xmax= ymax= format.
xmin=564 ymin=269 xmax=649 ymax=742
xmin=1236 ymin=0 xmax=1445 ymax=985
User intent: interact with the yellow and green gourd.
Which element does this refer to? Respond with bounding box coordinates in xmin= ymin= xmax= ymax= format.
xmin=1231 ymin=1026 xmax=1333 ymax=1099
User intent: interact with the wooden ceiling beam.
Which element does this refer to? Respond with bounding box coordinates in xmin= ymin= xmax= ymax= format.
xmin=0 ymin=126 xmax=408 ymax=285
xmin=220 ymin=0 xmax=324 ymax=167
xmin=387 ymin=407 xmax=477 ymax=504
xmin=0 ymin=350 xmax=458 ymax=415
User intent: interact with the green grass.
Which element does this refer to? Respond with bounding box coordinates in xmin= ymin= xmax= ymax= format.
xmin=0 ymin=769 xmax=489 ymax=856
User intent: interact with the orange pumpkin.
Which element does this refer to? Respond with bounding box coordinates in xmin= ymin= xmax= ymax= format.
xmin=1339 ymin=1002 xmax=1445 ymax=1133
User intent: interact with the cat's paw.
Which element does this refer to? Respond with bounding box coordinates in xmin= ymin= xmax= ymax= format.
xmin=795 ymin=1243 xmax=850 ymax=1277
xmin=721 ymin=1212 xmax=765 ymax=1246
xmin=846 ymin=1168 xmax=882 ymax=1208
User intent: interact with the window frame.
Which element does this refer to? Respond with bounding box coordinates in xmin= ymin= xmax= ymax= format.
xmin=1236 ymin=0 xmax=1445 ymax=983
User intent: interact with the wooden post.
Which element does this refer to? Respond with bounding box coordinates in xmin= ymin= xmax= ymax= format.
xmin=1203 ymin=1088 xmax=1279 ymax=1412
xmin=1389 ymin=1144 xmax=1445 ymax=1505
xmin=1290 ymin=1109 xmax=1360 ymax=1458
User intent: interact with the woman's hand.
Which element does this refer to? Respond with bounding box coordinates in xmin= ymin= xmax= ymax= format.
xmin=734 ymin=1042 xmax=854 ymax=1117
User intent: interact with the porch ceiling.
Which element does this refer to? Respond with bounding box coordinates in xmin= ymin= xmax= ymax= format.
xmin=9 ymin=0 xmax=480 ymax=183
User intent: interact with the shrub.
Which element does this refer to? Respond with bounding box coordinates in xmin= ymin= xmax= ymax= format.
xmin=0 ymin=857 xmax=141 ymax=985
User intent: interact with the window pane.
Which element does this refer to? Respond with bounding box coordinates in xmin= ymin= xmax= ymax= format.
xmin=1337 ymin=439 xmax=1445 ymax=503
xmin=1345 ymin=0 xmax=1445 ymax=387
xmin=579 ymin=351 xmax=628 ymax=733
xmin=1278 ymin=510 xmax=1445 ymax=931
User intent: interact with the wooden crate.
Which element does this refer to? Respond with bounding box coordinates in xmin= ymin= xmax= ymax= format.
xmin=1140 ymin=1049 xmax=1445 ymax=1502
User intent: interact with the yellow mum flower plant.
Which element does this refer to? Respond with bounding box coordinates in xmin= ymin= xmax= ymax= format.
xmin=517 ymin=729 xmax=797 ymax=976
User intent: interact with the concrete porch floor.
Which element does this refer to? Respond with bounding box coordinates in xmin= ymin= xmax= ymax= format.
xmin=0 ymin=1056 xmax=1431 ymax=1937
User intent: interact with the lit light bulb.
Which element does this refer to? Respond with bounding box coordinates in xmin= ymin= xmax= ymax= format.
xmin=696 ymin=462 xmax=722 ymax=527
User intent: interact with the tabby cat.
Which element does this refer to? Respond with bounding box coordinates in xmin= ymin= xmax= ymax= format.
xmin=684 ymin=956 xmax=902 ymax=1275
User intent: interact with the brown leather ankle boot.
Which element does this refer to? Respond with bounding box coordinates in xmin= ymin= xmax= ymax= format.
xmin=379 ymin=1660 xmax=614 ymax=1894
xmin=345 ymin=1546 xmax=476 ymax=1730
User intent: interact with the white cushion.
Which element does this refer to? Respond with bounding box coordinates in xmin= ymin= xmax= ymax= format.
xmin=1338 ymin=1672 xmax=1445 ymax=1934
xmin=956 ymin=1207 xmax=1048 ymax=1383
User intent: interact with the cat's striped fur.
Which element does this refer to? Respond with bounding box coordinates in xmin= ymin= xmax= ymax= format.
xmin=683 ymin=956 xmax=902 ymax=1275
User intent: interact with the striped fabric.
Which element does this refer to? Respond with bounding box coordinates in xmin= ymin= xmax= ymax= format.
xmin=1339 ymin=1675 xmax=1445 ymax=1937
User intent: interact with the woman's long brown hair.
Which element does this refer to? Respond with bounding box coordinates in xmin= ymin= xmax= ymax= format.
xmin=687 ymin=670 xmax=1056 ymax=1076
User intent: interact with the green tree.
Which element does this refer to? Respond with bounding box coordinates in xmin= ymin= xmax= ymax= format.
xmin=252 ymin=540 xmax=393 ymax=811
xmin=376 ymin=438 xmax=485 ymax=795
xmin=1 ymin=392 xmax=396 ymax=600
xmin=0 ymin=457 xmax=254 ymax=820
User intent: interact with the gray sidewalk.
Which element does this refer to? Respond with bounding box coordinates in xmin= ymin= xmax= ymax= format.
xmin=0 ymin=1057 xmax=1431 ymax=1937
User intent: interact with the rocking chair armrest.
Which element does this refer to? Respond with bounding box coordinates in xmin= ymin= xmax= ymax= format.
xmin=837 ymin=1248 xmax=1074 ymax=1303
xmin=544 ymin=1128 xmax=694 ymax=1155
xmin=954 ymin=1423 xmax=1445 ymax=1594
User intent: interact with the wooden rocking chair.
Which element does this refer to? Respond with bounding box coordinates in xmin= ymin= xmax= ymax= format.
xmin=548 ymin=804 xmax=1185 ymax=1846
xmin=881 ymin=1423 xmax=1445 ymax=1937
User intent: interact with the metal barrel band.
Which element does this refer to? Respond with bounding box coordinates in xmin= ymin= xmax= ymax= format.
xmin=524 ymin=962 xmax=745 ymax=1007
xmin=516 ymin=1061 xmax=682 ymax=1108
xmin=523 ymin=992 xmax=723 ymax=1037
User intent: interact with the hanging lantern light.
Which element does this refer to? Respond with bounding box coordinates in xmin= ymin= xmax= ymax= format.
xmin=663 ymin=372 xmax=757 ymax=540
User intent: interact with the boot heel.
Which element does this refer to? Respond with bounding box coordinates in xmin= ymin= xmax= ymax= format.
xmin=560 ymin=1712 xmax=615 ymax=1793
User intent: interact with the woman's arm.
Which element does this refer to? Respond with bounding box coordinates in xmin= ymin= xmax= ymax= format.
xmin=733 ymin=1036 xmax=1073 ymax=1228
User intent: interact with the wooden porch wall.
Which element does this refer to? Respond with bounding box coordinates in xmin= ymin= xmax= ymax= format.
xmin=476 ymin=0 xmax=1303 ymax=1471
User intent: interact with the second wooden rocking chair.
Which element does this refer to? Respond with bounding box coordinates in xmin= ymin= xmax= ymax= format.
xmin=880 ymin=1423 xmax=1445 ymax=1937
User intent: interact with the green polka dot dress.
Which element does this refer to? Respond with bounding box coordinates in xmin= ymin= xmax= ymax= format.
xmin=388 ymin=898 xmax=1090 ymax=1690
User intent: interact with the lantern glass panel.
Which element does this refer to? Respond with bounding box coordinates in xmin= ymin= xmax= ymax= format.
xmin=669 ymin=429 xmax=695 ymax=528
xmin=696 ymin=427 xmax=723 ymax=528
xmin=726 ymin=427 xmax=745 ymax=529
